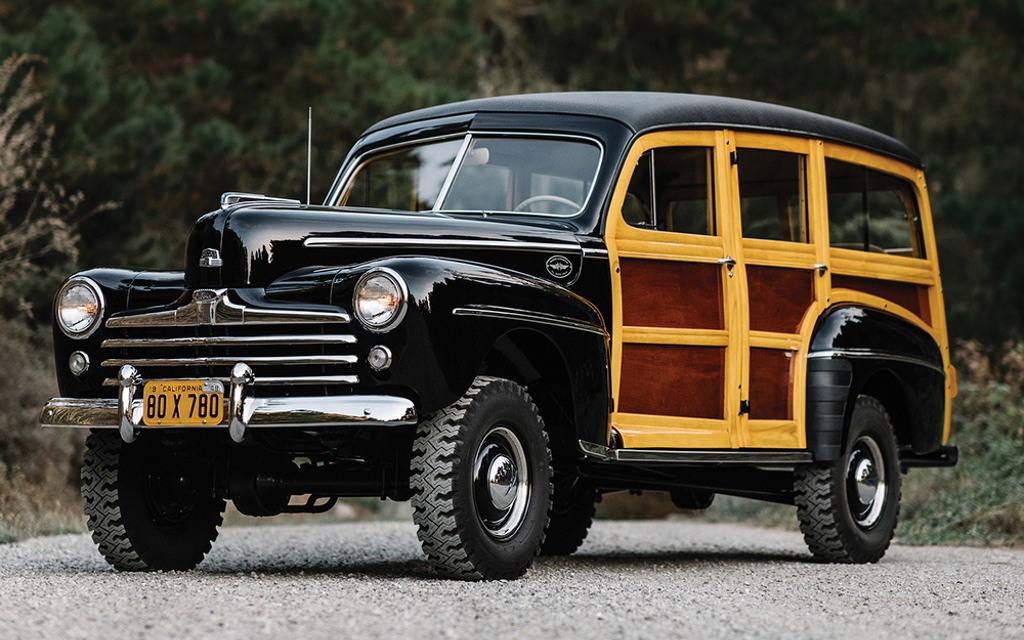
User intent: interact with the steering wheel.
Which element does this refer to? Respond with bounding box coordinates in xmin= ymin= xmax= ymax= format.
xmin=513 ymin=195 xmax=580 ymax=212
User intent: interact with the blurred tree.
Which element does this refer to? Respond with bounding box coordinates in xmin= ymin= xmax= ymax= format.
xmin=0 ymin=53 xmax=82 ymax=320
xmin=0 ymin=0 xmax=1020 ymax=342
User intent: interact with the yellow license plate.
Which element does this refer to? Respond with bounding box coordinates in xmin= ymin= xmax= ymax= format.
xmin=142 ymin=380 xmax=225 ymax=426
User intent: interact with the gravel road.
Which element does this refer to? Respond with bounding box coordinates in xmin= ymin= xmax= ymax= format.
xmin=1 ymin=519 xmax=1021 ymax=639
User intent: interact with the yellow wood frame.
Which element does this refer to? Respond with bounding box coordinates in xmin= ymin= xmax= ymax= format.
xmin=604 ymin=130 xmax=955 ymax=450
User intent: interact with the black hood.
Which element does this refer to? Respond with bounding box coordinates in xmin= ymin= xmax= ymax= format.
xmin=185 ymin=204 xmax=585 ymax=289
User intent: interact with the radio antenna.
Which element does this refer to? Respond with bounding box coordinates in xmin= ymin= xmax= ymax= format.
xmin=306 ymin=107 xmax=312 ymax=206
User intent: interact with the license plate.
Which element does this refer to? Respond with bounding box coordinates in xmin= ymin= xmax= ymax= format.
xmin=142 ymin=380 xmax=225 ymax=426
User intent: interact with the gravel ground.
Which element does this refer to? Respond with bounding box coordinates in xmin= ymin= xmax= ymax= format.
xmin=1 ymin=519 xmax=1022 ymax=639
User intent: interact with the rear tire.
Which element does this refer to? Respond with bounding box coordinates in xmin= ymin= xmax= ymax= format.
xmin=410 ymin=376 xmax=552 ymax=580
xmin=794 ymin=395 xmax=901 ymax=563
xmin=81 ymin=431 xmax=225 ymax=571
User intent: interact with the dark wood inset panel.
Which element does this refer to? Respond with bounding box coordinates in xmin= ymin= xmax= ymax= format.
xmin=831 ymin=274 xmax=931 ymax=325
xmin=620 ymin=259 xmax=723 ymax=329
xmin=746 ymin=265 xmax=815 ymax=334
xmin=619 ymin=344 xmax=724 ymax=418
xmin=748 ymin=348 xmax=793 ymax=420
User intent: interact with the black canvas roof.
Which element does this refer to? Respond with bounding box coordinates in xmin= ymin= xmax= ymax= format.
xmin=365 ymin=92 xmax=921 ymax=168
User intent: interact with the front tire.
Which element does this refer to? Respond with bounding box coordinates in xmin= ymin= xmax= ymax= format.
xmin=539 ymin=473 xmax=597 ymax=556
xmin=794 ymin=395 xmax=901 ymax=563
xmin=410 ymin=376 xmax=552 ymax=580
xmin=81 ymin=431 xmax=225 ymax=571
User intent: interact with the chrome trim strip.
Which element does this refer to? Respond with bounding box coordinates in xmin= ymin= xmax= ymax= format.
xmin=102 ymin=334 xmax=357 ymax=349
xmin=578 ymin=440 xmax=813 ymax=465
xmin=102 ymin=375 xmax=360 ymax=387
xmin=41 ymin=395 xmax=417 ymax=430
xmin=807 ymin=349 xmax=945 ymax=375
xmin=452 ymin=305 xmax=607 ymax=337
xmin=255 ymin=375 xmax=360 ymax=386
xmin=101 ymin=355 xmax=358 ymax=368
xmin=303 ymin=237 xmax=581 ymax=254
xmin=106 ymin=289 xmax=349 ymax=329
xmin=582 ymin=248 xmax=609 ymax=257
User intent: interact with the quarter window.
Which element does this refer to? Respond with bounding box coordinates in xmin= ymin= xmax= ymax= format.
xmin=737 ymin=148 xmax=808 ymax=242
xmin=623 ymin=147 xmax=715 ymax=235
xmin=825 ymin=158 xmax=924 ymax=257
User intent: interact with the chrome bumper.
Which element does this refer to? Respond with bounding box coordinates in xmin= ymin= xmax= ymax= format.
xmin=41 ymin=363 xmax=418 ymax=443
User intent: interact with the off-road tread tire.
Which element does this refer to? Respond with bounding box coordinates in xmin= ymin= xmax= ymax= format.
xmin=81 ymin=431 xmax=224 ymax=571
xmin=410 ymin=376 xmax=552 ymax=580
xmin=539 ymin=479 xmax=597 ymax=556
xmin=794 ymin=395 xmax=901 ymax=564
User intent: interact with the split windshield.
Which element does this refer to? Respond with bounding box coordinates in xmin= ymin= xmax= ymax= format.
xmin=340 ymin=135 xmax=602 ymax=216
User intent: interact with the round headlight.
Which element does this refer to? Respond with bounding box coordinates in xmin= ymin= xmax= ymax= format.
xmin=353 ymin=269 xmax=407 ymax=332
xmin=56 ymin=277 xmax=104 ymax=339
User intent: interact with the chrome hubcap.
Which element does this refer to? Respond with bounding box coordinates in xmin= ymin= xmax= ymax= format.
xmin=846 ymin=435 xmax=887 ymax=528
xmin=474 ymin=426 xmax=530 ymax=540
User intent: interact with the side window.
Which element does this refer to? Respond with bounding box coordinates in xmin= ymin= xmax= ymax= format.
xmin=623 ymin=147 xmax=715 ymax=235
xmin=825 ymin=158 xmax=924 ymax=257
xmin=737 ymin=148 xmax=808 ymax=242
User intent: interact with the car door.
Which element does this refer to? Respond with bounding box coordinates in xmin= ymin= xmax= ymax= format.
xmin=728 ymin=131 xmax=829 ymax=449
xmin=605 ymin=130 xmax=743 ymax=450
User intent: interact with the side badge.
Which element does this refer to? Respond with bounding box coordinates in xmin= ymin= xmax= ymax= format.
xmin=545 ymin=255 xmax=573 ymax=279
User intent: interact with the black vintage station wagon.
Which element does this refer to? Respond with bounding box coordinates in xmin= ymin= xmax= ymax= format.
xmin=43 ymin=92 xmax=958 ymax=579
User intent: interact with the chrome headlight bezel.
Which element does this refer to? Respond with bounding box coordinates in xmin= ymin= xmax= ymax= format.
xmin=55 ymin=277 xmax=105 ymax=339
xmin=352 ymin=268 xmax=408 ymax=333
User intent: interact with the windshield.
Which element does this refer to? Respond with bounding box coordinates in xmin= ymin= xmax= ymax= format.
xmin=339 ymin=135 xmax=602 ymax=216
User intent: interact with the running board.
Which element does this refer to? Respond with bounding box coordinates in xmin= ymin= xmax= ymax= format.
xmin=579 ymin=440 xmax=813 ymax=466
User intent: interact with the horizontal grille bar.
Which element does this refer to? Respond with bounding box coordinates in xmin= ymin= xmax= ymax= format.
xmin=102 ymin=355 xmax=358 ymax=368
xmin=102 ymin=374 xmax=360 ymax=387
xmin=102 ymin=334 xmax=356 ymax=349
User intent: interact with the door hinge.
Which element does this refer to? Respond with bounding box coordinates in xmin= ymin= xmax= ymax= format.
xmin=739 ymin=400 xmax=750 ymax=415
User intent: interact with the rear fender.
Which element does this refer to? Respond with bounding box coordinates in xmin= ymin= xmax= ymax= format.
xmin=805 ymin=306 xmax=946 ymax=460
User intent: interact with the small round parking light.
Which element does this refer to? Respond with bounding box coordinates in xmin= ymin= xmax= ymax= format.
xmin=367 ymin=345 xmax=393 ymax=372
xmin=68 ymin=351 xmax=91 ymax=377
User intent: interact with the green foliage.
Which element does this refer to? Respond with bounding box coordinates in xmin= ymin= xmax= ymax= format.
xmin=899 ymin=342 xmax=1024 ymax=546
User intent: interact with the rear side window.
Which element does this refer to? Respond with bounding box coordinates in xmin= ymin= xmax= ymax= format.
xmin=825 ymin=158 xmax=925 ymax=258
xmin=737 ymin=148 xmax=808 ymax=243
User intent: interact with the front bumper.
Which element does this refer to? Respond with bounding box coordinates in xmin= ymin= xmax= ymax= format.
xmin=41 ymin=363 xmax=418 ymax=443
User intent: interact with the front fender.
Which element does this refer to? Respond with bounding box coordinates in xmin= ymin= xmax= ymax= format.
xmin=333 ymin=256 xmax=609 ymax=422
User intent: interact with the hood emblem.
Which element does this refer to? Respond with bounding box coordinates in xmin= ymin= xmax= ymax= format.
xmin=199 ymin=248 xmax=223 ymax=268
xmin=545 ymin=255 xmax=573 ymax=279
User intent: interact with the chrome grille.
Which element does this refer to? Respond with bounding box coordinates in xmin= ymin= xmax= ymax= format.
xmin=100 ymin=323 xmax=359 ymax=392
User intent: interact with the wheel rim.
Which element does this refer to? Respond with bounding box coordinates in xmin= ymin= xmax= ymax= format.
xmin=473 ymin=425 xmax=530 ymax=540
xmin=845 ymin=435 xmax=887 ymax=528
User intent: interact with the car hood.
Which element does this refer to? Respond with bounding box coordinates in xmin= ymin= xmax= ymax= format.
xmin=185 ymin=204 xmax=586 ymax=289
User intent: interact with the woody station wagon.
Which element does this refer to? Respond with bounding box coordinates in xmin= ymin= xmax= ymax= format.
xmin=43 ymin=92 xmax=957 ymax=579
